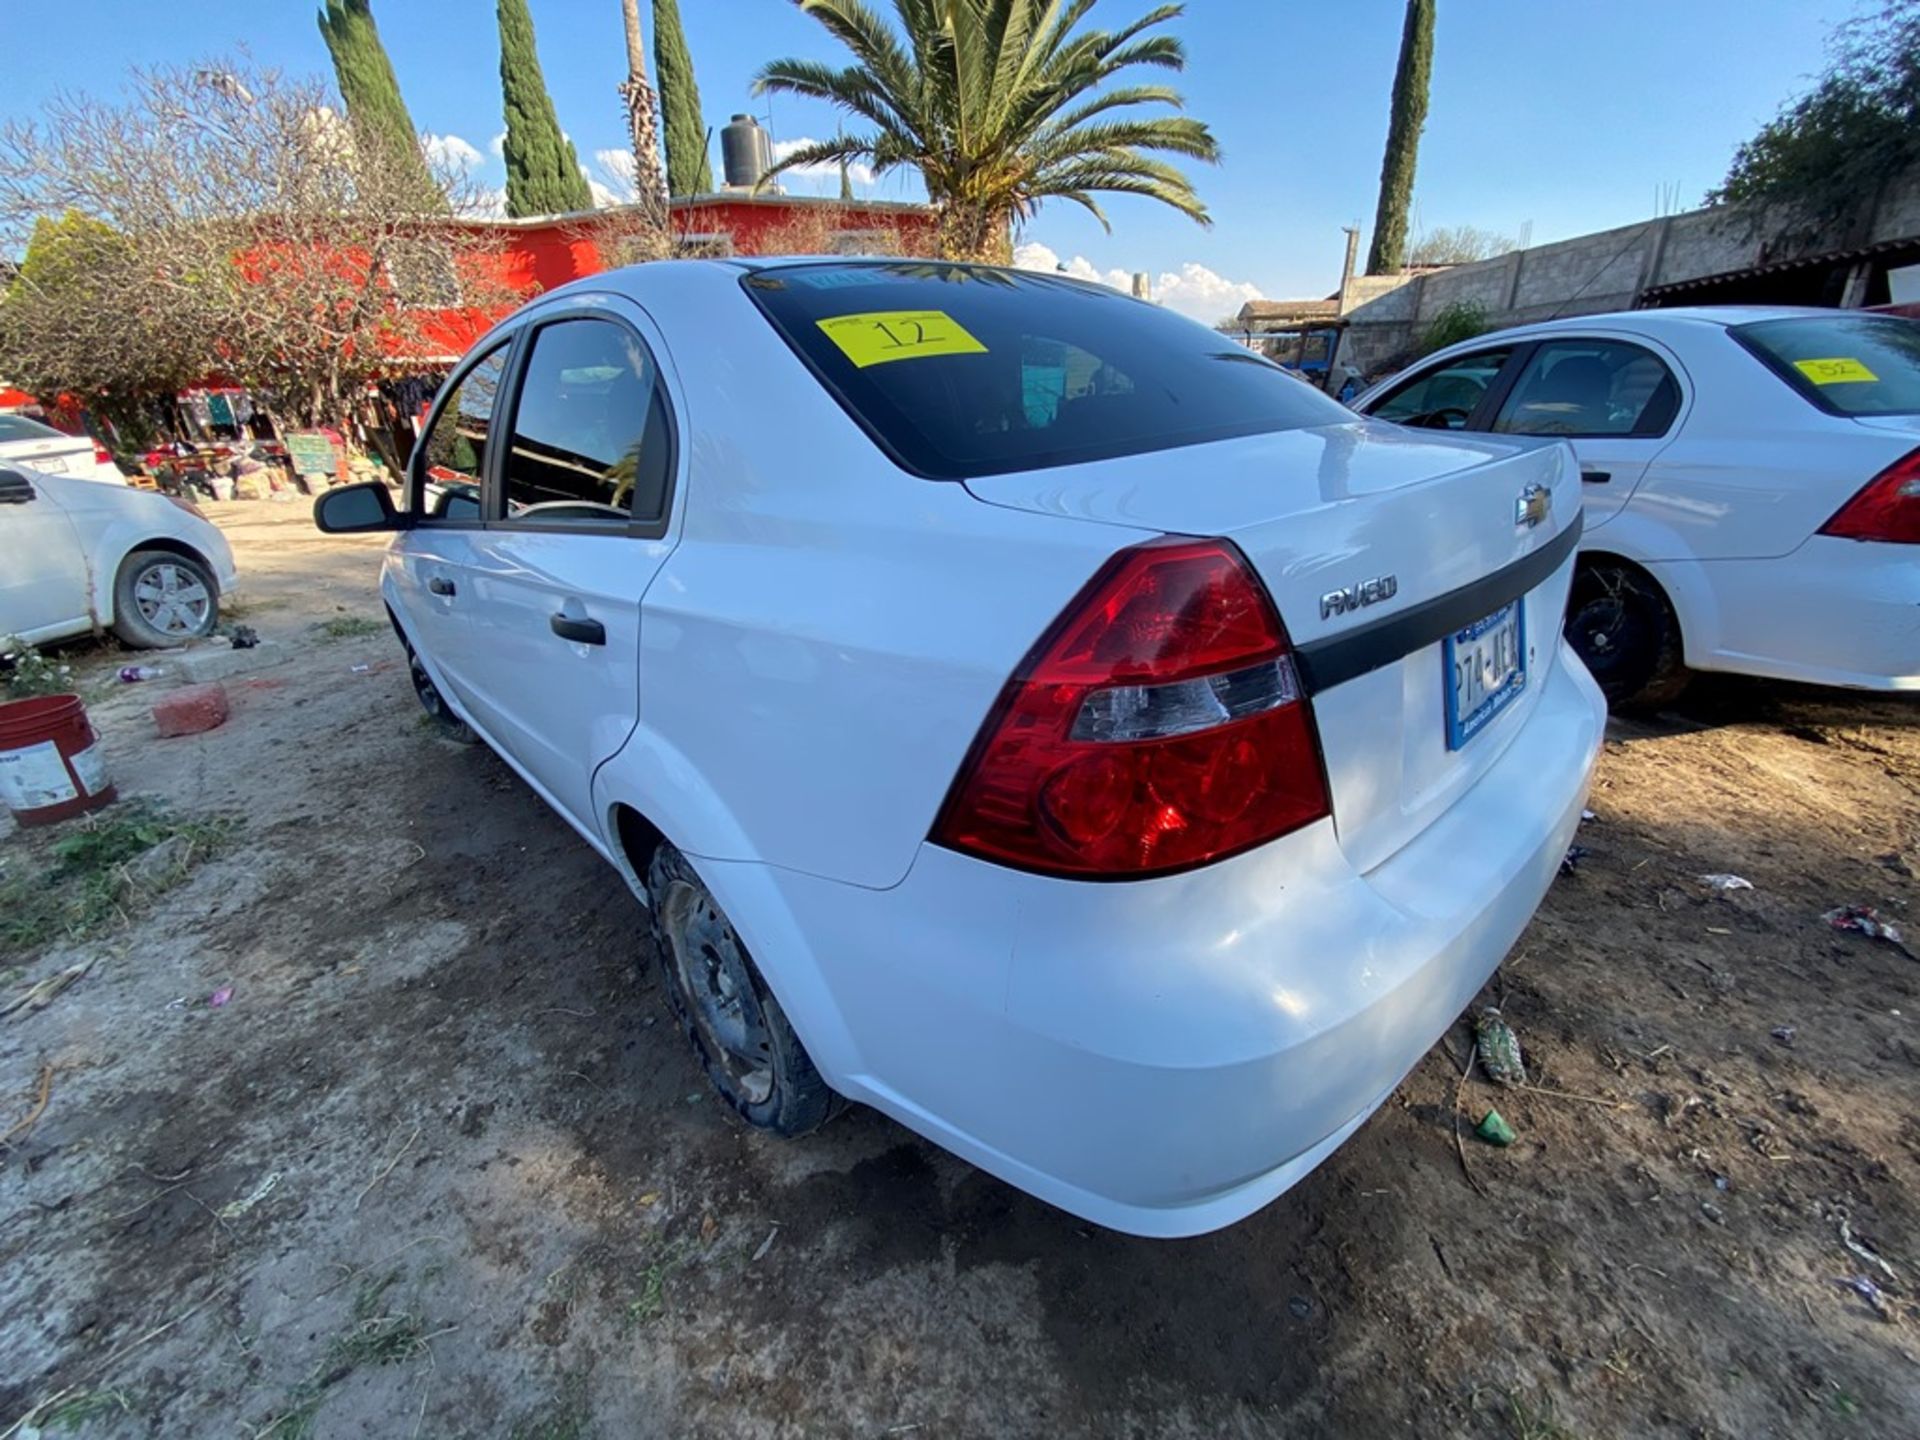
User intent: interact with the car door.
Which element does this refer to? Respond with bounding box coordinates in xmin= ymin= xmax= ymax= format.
xmin=391 ymin=338 xmax=514 ymax=718
xmin=1361 ymin=344 xmax=1524 ymax=433
xmin=1483 ymin=335 xmax=1687 ymax=528
xmin=453 ymin=299 xmax=680 ymax=833
xmin=0 ymin=469 xmax=93 ymax=642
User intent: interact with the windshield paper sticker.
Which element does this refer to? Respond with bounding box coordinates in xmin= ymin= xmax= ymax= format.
xmin=817 ymin=310 xmax=987 ymax=368
xmin=1794 ymin=357 xmax=1879 ymax=385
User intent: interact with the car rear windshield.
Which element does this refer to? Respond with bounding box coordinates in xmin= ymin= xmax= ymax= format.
xmin=0 ymin=415 xmax=68 ymax=442
xmin=744 ymin=262 xmax=1350 ymax=478
xmin=1733 ymin=314 xmax=1920 ymax=416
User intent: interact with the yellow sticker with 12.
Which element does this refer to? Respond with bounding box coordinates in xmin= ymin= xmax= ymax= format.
xmin=816 ymin=310 xmax=988 ymax=368
xmin=1794 ymin=356 xmax=1879 ymax=385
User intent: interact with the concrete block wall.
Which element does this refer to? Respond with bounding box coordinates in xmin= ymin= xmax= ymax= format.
xmin=1338 ymin=169 xmax=1920 ymax=377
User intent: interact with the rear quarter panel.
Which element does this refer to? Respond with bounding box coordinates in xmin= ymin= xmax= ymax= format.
xmin=588 ymin=266 xmax=1143 ymax=892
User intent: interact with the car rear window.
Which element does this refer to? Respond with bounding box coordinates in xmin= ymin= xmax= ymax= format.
xmin=1733 ymin=314 xmax=1920 ymax=416
xmin=744 ymin=262 xmax=1349 ymax=478
xmin=0 ymin=415 xmax=67 ymax=442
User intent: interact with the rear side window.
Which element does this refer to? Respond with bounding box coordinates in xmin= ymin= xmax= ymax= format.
xmin=744 ymin=263 xmax=1349 ymax=478
xmin=1734 ymin=314 xmax=1920 ymax=416
xmin=0 ymin=416 xmax=67 ymax=442
xmin=1491 ymin=339 xmax=1680 ymax=438
xmin=503 ymin=318 xmax=671 ymax=525
xmin=1370 ymin=348 xmax=1514 ymax=429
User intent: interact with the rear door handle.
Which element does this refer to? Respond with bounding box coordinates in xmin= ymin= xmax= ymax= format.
xmin=550 ymin=613 xmax=606 ymax=645
xmin=427 ymin=576 xmax=457 ymax=596
xmin=1581 ymin=469 xmax=1612 ymax=484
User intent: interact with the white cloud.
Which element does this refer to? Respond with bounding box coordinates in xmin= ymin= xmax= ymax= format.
xmin=457 ymin=186 xmax=507 ymax=220
xmin=488 ymin=130 xmax=507 ymax=158
xmin=422 ymin=132 xmax=483 ymax=174
xmin=577 ymin=161 xmax=623 ymax=210
xmin=769 ymin=137 xmax=874 ymax=196
xmin=1013 ymin=241 xmax=1264 ymax=325
xmin=592 ymin=147 xmax=637 ymax=202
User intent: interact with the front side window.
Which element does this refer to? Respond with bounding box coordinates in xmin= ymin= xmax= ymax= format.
xmin=503 ymin=318 xmax=669 ymax=524
xmin=417 ymin=342 xmax=508 ymax=521
xmin=1492 ymin=339 xmax=1679 ymax=437
xmin=1734 ymin=314 xmax=1920 ymax=416
xmin=745 ymin=262 xmax=1349 ymax=478
xmin=1370 ymin=349 xmax=1515 ymax=429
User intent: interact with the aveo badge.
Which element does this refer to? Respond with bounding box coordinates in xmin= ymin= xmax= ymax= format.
xmin=1321 ymin=575 xmax=1398 ymax=621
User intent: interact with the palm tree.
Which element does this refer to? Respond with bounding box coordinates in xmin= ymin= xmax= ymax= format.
xmin=754 ymin=0 xmax=1219 ymax=263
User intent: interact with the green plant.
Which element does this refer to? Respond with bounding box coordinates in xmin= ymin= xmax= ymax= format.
xmin=328 ymin=1269 xmax=430 ymax=1366
xmin=498 ymin=0 xmax=593 ymax=216
xmin=313 ymin=614 xmax=385 ymax=641
xmin=1367 ymin=0 xmax=1435 ymax=275
xmin=0 ymin=802 xmax=237 ymax=956
xmin=1 ymin=635 xmax=75 ymax=699
xmin=317 ymin=0 xmax=442 ymax=210
xmin=653 ymin=0 xmax=712 ymax=197
xmin=1418 ymin=300 xmax=1489 ymax=356
xmin=1712 ymin=1 xmax=1920 ymax=230
xmin=755 ymin=0 xmax=1220 ymax=263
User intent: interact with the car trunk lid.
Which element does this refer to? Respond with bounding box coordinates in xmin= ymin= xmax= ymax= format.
xmin=963 ymin=422 xmax=1583 ymax=874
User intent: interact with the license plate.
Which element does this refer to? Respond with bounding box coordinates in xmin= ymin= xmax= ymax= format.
xmin=34 ymin=456 xmax=69 ymax=473
xmin=1444 ymin=601 xmax=1526 ymax=750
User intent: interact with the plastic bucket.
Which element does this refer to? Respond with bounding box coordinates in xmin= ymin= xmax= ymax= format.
xmin=0 ymin=693 xmax=117 ymax=827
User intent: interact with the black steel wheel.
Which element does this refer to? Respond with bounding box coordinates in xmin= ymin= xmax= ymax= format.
xmin=646 ymin=843 xmax=838 ymax=1136
xmin=1565 ymin=562 xmax=1689 ymax=709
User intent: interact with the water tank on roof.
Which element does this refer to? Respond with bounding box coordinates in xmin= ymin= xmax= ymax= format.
xmin=721 ymin=113 xmax=774 ymax=190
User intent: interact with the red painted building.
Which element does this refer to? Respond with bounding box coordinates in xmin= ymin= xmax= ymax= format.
xmin=418 ymin=193 xmax=937 ymax=359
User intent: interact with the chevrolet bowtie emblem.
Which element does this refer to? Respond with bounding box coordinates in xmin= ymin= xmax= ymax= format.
xmin=1515 ymin=483 xmax=1552 ymax=529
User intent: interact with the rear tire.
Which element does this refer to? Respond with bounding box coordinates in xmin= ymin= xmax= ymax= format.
xmin=406 ymin=646 xmax=477 ymax=744
xmin=1565 ymin=562 xmax=1689 ymax=709
xmin=111 ymin=550 xmax=219 ymax=648
xmin=646 ymin=843 xmax=839 ymax=1137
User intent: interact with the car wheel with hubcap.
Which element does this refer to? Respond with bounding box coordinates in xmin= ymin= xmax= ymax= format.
xmin=111 ymin=549 xmax=219 ymax=648
xmin=1565 ymin=562 xmax=1689 ymax=709
xmin=646 ymin=843 xmax=838 ymax=1136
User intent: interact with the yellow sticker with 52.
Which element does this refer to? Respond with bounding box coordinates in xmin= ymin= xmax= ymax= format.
xmin=1794 ymin=356 xmax=1879 ymax=385
xmin=817 ymin=310 xmax=988 ymax=368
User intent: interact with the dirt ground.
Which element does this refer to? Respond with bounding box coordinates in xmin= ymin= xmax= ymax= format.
xmin=2 ymin=501 xmax=1917 ymax=1439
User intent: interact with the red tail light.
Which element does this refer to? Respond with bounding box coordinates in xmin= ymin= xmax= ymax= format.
xmin=933 ymin=537 xmax=1331 ymax=879
xmin=1821 ymin=448 xmax=1920 ymax=544
xmin=91 ymin=440 xmax=113 ymax=466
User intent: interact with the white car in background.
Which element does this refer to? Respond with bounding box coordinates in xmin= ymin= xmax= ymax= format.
xmin=317 ymin=258 xmax=1605 ymax=1236
xmin=0 ymin=414 xmax=126 ymax=484
xmin=0 ymin=466 xmax=235 ymax=647
xmin=1354 ymin=307 xmax=1920 ymax=704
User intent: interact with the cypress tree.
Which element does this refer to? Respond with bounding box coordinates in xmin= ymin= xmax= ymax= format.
xmin=1366 ymin=0 xmax=1434 ymax=275
xmin=498 ymin=0 xmax=594 ymax=216
xmin=317 ymin=0 xmax=442 ymax=208
xmin=652 ymin=0 xmax=712 ymax=196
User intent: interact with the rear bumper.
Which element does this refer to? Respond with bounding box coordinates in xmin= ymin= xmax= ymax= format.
xmin=1672 ymin=538 xmax=1920 ymax=691
xmin=724 ymin=641 xmax=1606 ymax=1236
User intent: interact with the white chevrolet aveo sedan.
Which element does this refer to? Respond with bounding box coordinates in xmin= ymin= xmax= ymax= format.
xmin=317 ymin=259 xmax=1606 ymax=1236
xmin=1354 ymin=307 xmax=1920 ymax=705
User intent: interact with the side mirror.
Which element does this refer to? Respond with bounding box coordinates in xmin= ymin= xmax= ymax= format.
xmin=0 ymin=468 xmax=36 ymax=505
xmin=313 ymin=480 xmax=403 ymax=534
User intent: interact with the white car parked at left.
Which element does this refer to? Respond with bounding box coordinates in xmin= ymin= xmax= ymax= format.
xmin=0 ymin=413 xmax=126 ymax=484
xmin=0 ymin=466 xmax=236 ymax=647
xmin=316 ymin=258 xmax=1605 ymax=1237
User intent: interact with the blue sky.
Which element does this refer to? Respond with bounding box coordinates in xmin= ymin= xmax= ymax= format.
xmin=1 ymin=0 xmax=1860 ymax=321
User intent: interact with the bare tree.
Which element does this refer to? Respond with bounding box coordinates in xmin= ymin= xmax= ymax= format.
xmin=0 ymin=60 xmax=525 ymax=434
xmin=1406 ymin=224 xmax=1518 ymax=267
